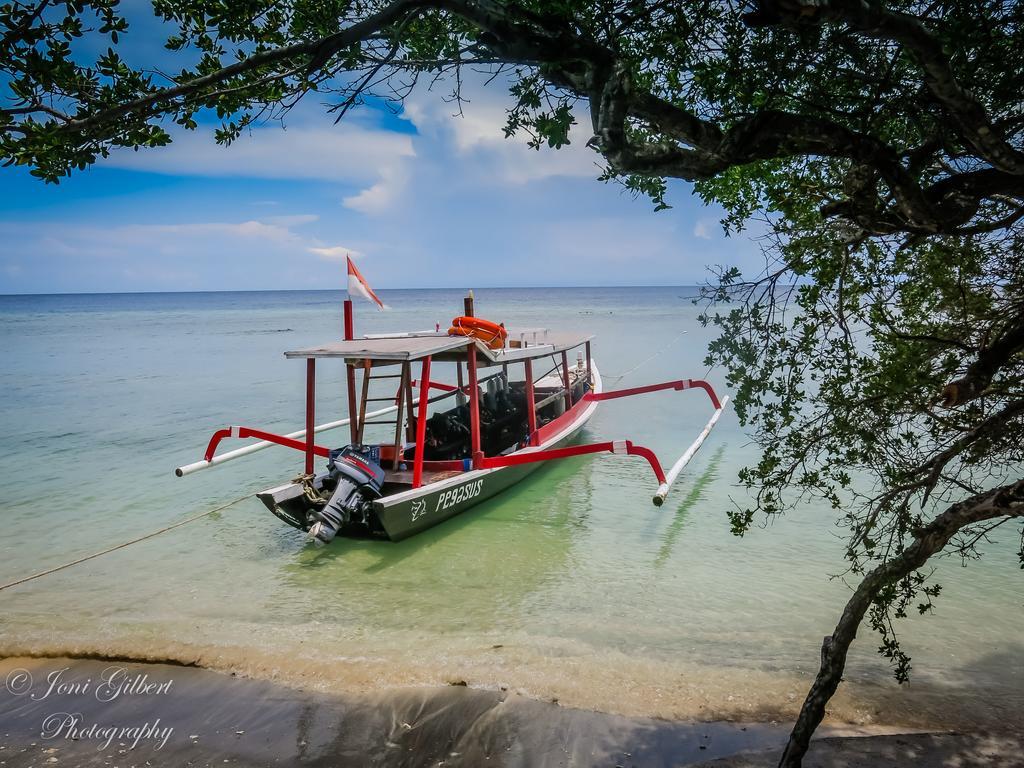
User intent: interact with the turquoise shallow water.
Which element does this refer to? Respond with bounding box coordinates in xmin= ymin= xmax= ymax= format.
xmin=1 ymin=288 xmax=1021 ymax=726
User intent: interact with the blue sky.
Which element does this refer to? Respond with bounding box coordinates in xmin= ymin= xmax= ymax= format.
xmin=0 ymin=57 xmax=766 ymax=294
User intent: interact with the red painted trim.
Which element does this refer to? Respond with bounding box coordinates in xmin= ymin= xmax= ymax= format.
xmin=467 ymin=343 xmax=481 ymax=465
xmin=305 ymin=359 xmax=316 ymax=474
xmin=477 ymin=440 xmax=666 ymax=484
xmin=622 ymin=444 xmax=665 ymax=483
xmin=204 ymin=427 xmax=331 ymax=462
xmin=203 ymin=429 xmax=467 ymax=473
xmin=524 ymin=357 xmax=537 ymax=446
xmin=584 ymin=380 xmax=683 ymax=399
xmin=343 ymin=300 xmax=354 ymax=340
xmin=412 ymin=356 xmax=431 ymax=488
xmin=409 ymin=379 xmax=459 ymax=392
xmin=535 ymin=393 xmax=592 ymax=446
xmin=584 ymin=378 xmax=721 ymax=410
xmin=685 ymin=379 xmax=722 ymax=410
xmin=342 ymin=453 xmax=376 ymax=478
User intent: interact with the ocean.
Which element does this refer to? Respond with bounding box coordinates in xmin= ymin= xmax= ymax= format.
xmin=1 ymin=287 xmax=1020 ymax=728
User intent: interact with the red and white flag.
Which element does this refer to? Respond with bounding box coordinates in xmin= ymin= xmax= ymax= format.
xmin=346 ymin=255 xmax=384 ymax=310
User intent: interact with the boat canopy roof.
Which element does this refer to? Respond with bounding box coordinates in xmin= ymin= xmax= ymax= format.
xmin=284 ymin=329 xmax=593 ymax=365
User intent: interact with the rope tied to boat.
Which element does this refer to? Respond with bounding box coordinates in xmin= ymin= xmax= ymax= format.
xmin=294 ymin=472 xmax=326 ymax=506
xmin=0 ymin=493 xmax=254 ymax=593
xmin=603 ymin=329 xmax=689 ymax=382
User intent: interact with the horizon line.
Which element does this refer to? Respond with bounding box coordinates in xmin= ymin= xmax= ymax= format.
xmin=0 ymin=284 xmax=717 ymax=298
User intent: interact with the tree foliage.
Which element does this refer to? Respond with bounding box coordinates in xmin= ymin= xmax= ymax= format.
xmin=3 ymin=1 xmax=1023 ymax=766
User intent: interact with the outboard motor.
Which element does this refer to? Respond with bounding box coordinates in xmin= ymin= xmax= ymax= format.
xmin=307 ymin=445 xmax=385 ymax=546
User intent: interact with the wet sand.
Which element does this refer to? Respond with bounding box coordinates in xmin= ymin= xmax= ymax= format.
xmin=704 ymin=732 xmax=1024 ymax=768
xmin=1 ymin=657 xmax=1020 ymax=767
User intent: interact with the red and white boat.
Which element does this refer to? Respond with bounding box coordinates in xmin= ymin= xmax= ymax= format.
xmin=176 ymin=291 xmax=728 ymax=546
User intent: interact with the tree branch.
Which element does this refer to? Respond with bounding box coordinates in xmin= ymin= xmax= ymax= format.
xmin=941 ymin=314 xmax=1024 ymax=407
xmin=779 ymin=478 xmax=1024 ymax=767
xmin=752 ymin=0 xmax=1024 ymax=175
xmin=55 ymin=0 xmax=434 ymax=136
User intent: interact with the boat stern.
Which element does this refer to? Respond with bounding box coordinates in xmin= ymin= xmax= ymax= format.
xmin=257 ymin=478 xmax=323 ymax=531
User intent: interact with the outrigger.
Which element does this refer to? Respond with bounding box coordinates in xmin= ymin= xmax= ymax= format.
xmin=175 ymin=292 xmax=729 ymax=546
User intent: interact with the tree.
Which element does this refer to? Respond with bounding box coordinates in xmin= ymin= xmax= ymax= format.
xmin=3 ymin=1 xmax=1022 ymax=765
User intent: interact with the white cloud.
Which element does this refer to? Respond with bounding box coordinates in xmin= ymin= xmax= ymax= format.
xmin=115 ymin=219 xmax=304 ymax=252
xmin=693 ymin=219 xmax=713 ymax=240
xmin=104 ymin=75 xmax=599 ymax=223
xmin=308 ymin=245 xmax=363 ymax=261
xmin=0 ymin=214 xmax=319 ymax=263
xmin=0 ymin=213 xmax=358 ymax=291
xmin=342 ymin=164 xmax=409 ymax=215
xmin=404 ymin=93 xmax=511 ymax=154
xmin=402 ymin=79 xmax=600 ymax=186
xmin=106 ymin=123 xmax=414 ymax=185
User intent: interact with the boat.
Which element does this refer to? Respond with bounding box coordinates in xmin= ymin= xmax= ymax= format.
xmin=175 ymin=292 xmax=729 ymax=546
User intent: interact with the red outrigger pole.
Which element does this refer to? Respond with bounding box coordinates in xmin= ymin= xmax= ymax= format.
xmin=204 ymin=425 xmax=331 ymax=463
xmin=471 ymin=378 xmax=728 ymax=504
xmin=477 ymin=440 xmax=666 ymax=483
xmin=584 ymin=378 xmax=722 ymax=410
xmin=199 ymin=376 xmax=728 ymax=505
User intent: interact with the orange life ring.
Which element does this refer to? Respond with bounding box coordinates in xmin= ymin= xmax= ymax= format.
xmin=447 ymin=316 xmax=508 ymax=350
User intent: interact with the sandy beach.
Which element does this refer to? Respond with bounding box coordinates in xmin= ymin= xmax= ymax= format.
xmin=2 ymin=657 xmax=1020 ymax=767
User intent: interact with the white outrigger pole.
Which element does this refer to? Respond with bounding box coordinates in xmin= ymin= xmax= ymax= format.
xmin=174 ymin=405 xmax=398 ymax=477
xmin=176 ymin=286 xmax=376 ymax=478
xmin=653 ymin=394 xmax=730 ymax=505
xmin=577 ymin=377 xmax=730 ymax=505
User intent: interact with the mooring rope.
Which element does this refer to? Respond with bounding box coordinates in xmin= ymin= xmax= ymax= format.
xmin=603 ymin=329 xmax=689 ymax=382
xmin=0 ymin=493 xmax=253 ymax=592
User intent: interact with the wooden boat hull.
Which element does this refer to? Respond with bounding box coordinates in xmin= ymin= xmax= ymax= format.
xmin=374 ymin=395 xmax=597 ymax=540
xmin=258 ymin=365 xmax=601 ymax=542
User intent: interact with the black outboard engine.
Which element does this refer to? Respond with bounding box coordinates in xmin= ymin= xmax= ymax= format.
xmin=308 ymin=445 xmax=385 ymax=546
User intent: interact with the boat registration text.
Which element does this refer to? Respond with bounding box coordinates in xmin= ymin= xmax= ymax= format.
xmin=435 ymin=479 xmax=484 ymax=511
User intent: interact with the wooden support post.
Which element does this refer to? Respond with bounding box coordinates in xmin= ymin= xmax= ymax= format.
xmin=585 ymin=341 xmax=592 ymax=389
xmin=344 ymin=300 xmax=358 ymax=445
xmin=356 ymin=359 xmax=371 ymax=444
xmin=467 ymin=343 xmax=482 ymax=465
xmin=524 ymin=357 xmax=537 ymax=445
xmin=305 ymin=358 xmax=316 ymax=475
xmin=404 ymin=362 xmax=415 ymax=443
xmin=392 ymin=364 xmax=408 ymax=470
xmin=464 ymin=291 xmax=474 ymax=318
xmin=412 ymin=356 xmax=432 ymax=489
xmin=561 ymin=351 xmax=572 ymax=411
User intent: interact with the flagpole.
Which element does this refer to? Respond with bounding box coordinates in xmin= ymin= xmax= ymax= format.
xmin=344 ymin=253 xmax=386 ymax=445
xmin=344 ymin=297 xmax=354 ymax=340
xmin=344 ymin=287 xmax=358 ymax=445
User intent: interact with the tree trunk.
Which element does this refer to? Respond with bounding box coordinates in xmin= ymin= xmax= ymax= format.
xmin=777 ymin=479 xmax=1024 ymax=768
